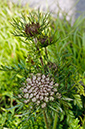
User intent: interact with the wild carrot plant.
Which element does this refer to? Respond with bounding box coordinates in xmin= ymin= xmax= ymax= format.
xmin=0 ymin=9 xmax=83 ymax=129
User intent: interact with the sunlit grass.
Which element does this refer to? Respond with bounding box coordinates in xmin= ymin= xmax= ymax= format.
xmin=0 ymin=0 xmax=30 ymax=66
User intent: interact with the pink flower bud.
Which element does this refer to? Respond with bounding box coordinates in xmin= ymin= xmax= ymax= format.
xmin=37 ymin=101 xmax=40 ymax=105
xmin=24 ymin=93 xmax=29 ymax=98
xmin=50 ymin=96 xmax=54 ymax=101
xmin=50 ymin=92 xmax=54 ymax=95
xmin=26 ymin=78 xmax=32 ymax=83
xmin=41 ymin=103 xmax=46 ymax=108
xmin=23 ymin=88 xmax=28 ymax=93
xmin=32 ymin=75 xmax=36 ymax=81
xmin=42 ymin=75 xmax=45 ymax=79
xmin=29 ymin=93 xmax=33 ymax=99
xmin=44 ymin=97 xmax=49 ymax=102
xmin=53 ymin=88 xmax=57 ymax=92
xmin=50 ymin=81 xmax=54 ymax=85
xmin=40 ymin=96 xmax=43 ymax=100
xmin=32 ymin=97 xmax=36 ymax=102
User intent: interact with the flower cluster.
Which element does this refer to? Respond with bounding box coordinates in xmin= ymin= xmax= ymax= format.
xmin=18 ymin=73 xmax=61 ymax=108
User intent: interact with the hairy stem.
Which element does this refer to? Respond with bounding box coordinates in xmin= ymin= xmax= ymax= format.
xmin=43 ymin=110 xmax=49 ymax=129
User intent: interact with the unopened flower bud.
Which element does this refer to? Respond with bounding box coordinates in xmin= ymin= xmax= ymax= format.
xmin=32 ymin=97 xmax=36 ymax=102
xmin=41 ymin=103 xmax=46 ymax=108
xmin=50 ymin=96 xmax=54 ymax=101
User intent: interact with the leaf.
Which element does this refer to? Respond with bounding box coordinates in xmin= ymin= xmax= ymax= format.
xmin=66 ymin=110 xmax=75 ymax=124
xmin=15 ymin=110 xmax=30 ymax=117
xmin=73 ymin=94 xmax=83 ymax=109
xmin=56 ymin=102 xmax=63 ymax=112
xmin=68 ymin=118 xmax=81 ymax=129
xmin=49 ymin=106 xmax=58 ymax=113
xmin=2 ymin=91 xmax=13 ymax=97
xmin=61 ymin=97 xmax=73 ymax=101
xmin=6 ymin=103 xmax=23 ymax=111
xmin=60 ymin=113 xmax=64 ymax=122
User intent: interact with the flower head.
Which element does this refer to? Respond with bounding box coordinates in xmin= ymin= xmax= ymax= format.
xmin=19 ymin=73 xmax=61 ymax=109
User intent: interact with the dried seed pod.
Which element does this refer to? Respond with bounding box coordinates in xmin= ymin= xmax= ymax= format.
xmin=25 ymin=22 xmax=40 ymax=36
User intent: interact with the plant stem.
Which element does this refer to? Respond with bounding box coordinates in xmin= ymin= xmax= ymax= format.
xmin=45 ymin=47 xmax=48 ymax=59
xmin=43 ymin=110 xmax=49 ymax=129
xmin=53 ymin=112 xmax=58 ymax=129
xmin=34 ymin=38 xmax=44 ymax=66
xmin=40 ymin=56 xmax=44 ymax=66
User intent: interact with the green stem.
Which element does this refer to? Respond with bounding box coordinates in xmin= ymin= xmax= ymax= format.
xmin=45 ymin=47 xmax=48 ymax=59
xmin=34 ymin=38 xmax=44 ymax=66
xmin=43 ymin=110 xmax=49 ymax=129
xmin=53 ymin=112 xmax=58 ymax=129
